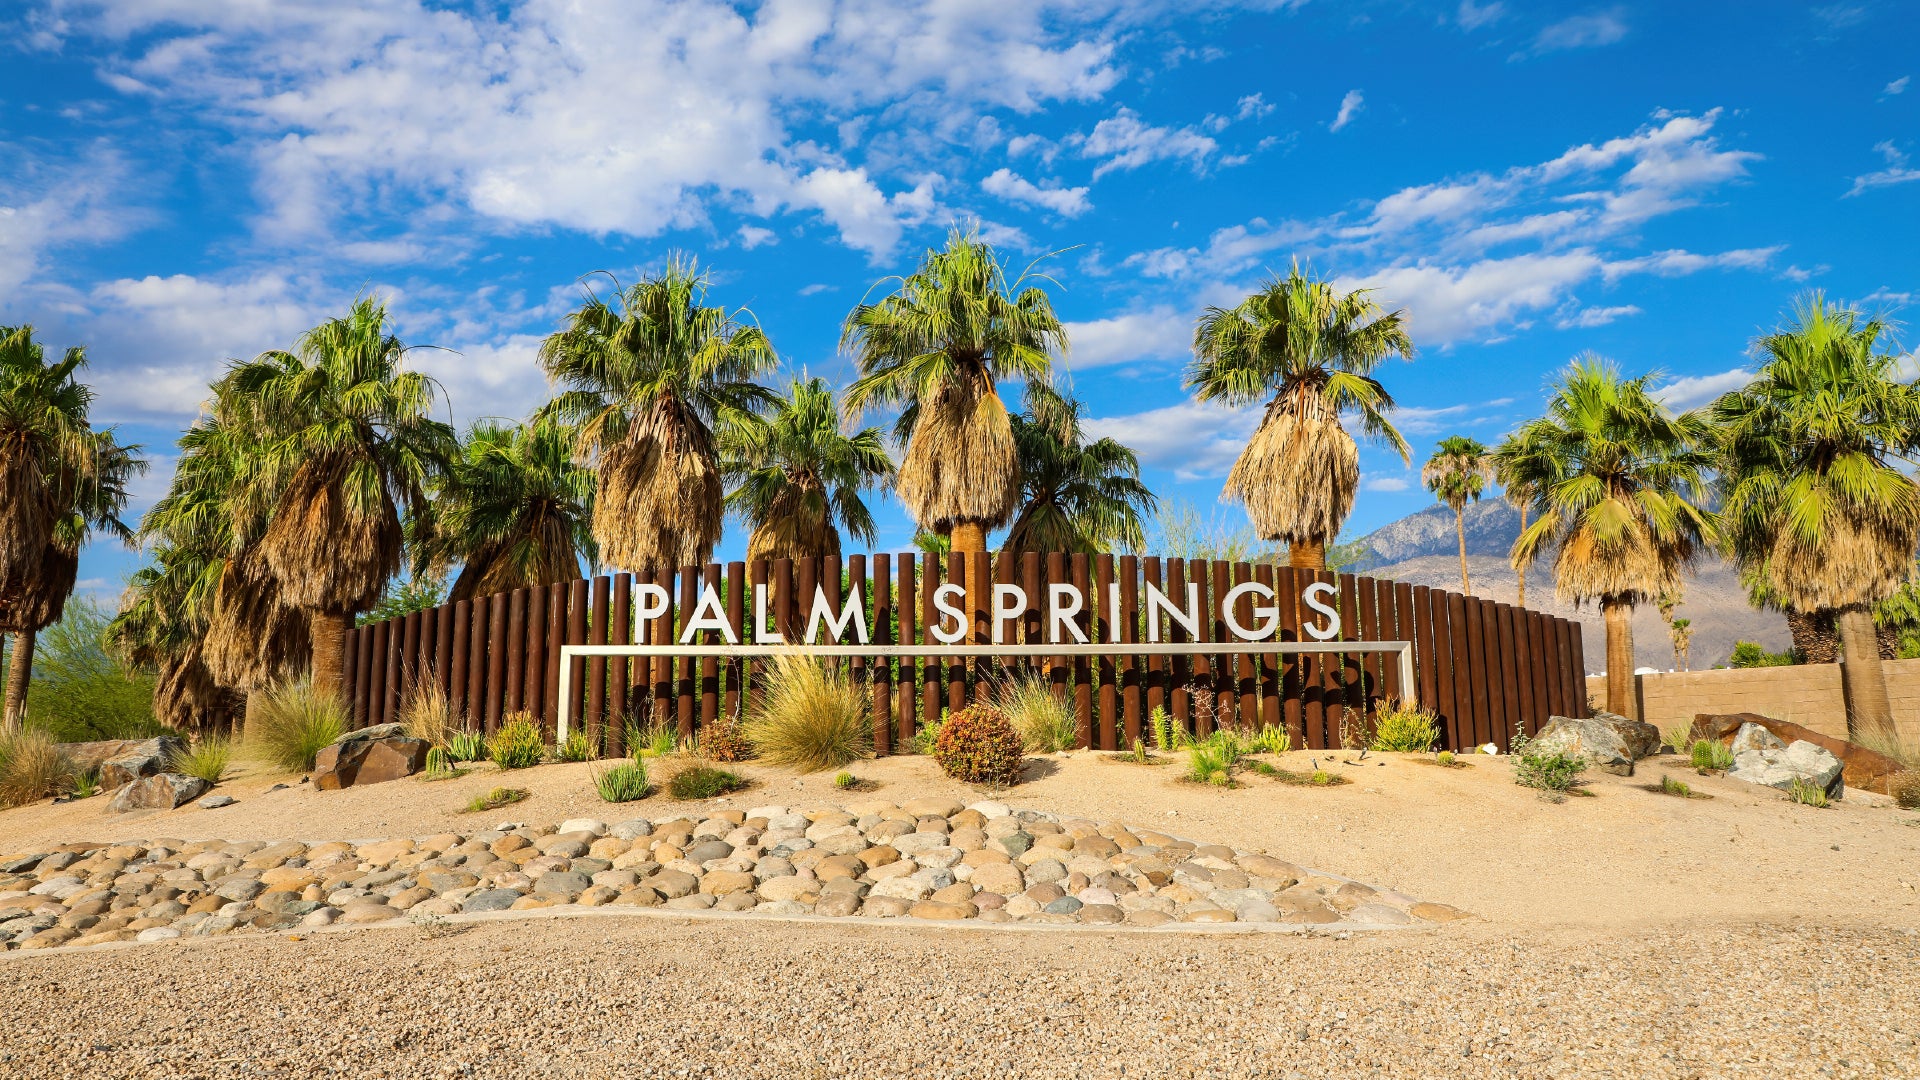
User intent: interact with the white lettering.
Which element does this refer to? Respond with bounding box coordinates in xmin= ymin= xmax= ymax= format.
xmin=930 ymin=583 xmax=968 ymax=644
xmin=1144 ymin=581 xmax=1201 ymax=641
xmin=753 ymin=583 xmax=783 ymax=643
xmin=1222 ymin=581 xmax=1278 ymax=640
xmin=806 ymin=585 xmax=869 ymax=644
xmin=1107 ymin=582 xmax=1122 ymax=644
xmin=992 ymin=585 xmax=1027 ymax=644
xmin=634 ymin=584 xmax=670 ymax=640
xmin=1047 ymin=584 xmax=1087 ymax=644
xmin=1301 ymin=581 xmax=1342 ymax=640
xmin=679 ymin=583 xmax=737 ymax=644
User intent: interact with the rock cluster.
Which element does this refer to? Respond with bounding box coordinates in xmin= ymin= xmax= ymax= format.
xmin=0 ymin=800 xmax=1467 ymax=950
xmin=1723 ymin=722 xmax=1845 ymax=798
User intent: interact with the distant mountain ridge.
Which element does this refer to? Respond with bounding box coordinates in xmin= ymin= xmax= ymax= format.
xmin=1347 ymin=499 xmax=1789 ymax=673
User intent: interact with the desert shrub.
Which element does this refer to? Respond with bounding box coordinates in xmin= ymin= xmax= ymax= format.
xmin=1369 ymin=702 xmax=1439 ymax=753
xmin=630 ymin=721 xmax=679 ymax=758
xmin=16 ymin=599 xmax=169 ymax=743
xmin=745 ymin=655 xmax=872 ymax=772
xmin=1128 ymin=737 xmax=1151 ymax=764
xmin=700 ymin=715 xmax=754 ymax=763
xmin=445 ymin=730 xmax=487 ymax=763
xmin=1515 ymin=749 xmax=1587 ymax=795
xmin=422 ymin=746 xmax=467 ymax=781
xmin=931 ymin=704 xmax=1025 ymax=786
xmin=1690 ymin=739 xmax=1733 ymax=771
xmin=1149 ymin=706 xmax=1186 ymax=751
xmin=1243 ymin=725 xmax=1289 ymax=754
xmin=593 ymin=759 xmax=651 ymax=802
xmin=1787 ymin=777 xmax=1830 ymax=808
xmin=0 ymin=730 xmax=76 ymax=807
xmin=68 ymin=769 xmax=101 ymax=799
xmin=251 ymin=680 xmax=347 ymax=773
xmin=1186 ymin=739 xmax=1238 ymax=787
xmin=461 ymin=786 xmax=528 ymax=813
xmin=1436 ymin=750 xmax=1457 ymax=766
xmin=488 ymin=714 xmax=545 ymax=769
xmin=668 ymin=764 xmax=748 ymax=800
xmin=398 ymin=678 xmax=453 ymax=747
xmin=169 ymin=738 xmax=231 ymax=785
xmin=1660 ymin=775 xmax=1694 ymax=798
xmin=1892 ymin=771 xmax=1920 ymax=810
xmin=1248 ymin=760 xmax=1351 ymax=786
xmin=556 ymin=729 xmax=595 ymax=763
xmin=910 ymin=711 xmax=947 ymax=756
xmin=834 ymin=770 xmax=857 ymax=789
xmin=1730 ymin=641 xmax=1797 ymax=668
xmin=996 ymin=673 xmax=1076 ymax=753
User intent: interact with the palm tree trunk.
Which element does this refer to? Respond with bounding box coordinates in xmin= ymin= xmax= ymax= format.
xmin=1602 ymin=598 xmax=1636 ymax=719
xmin=1288 ymin=539 xmax=1325 ymax=570
xmin=310 ymin=611 xmax=350 ymax=702
xmin=950 ymin=521 xmax=987 ymax=554
xmin=1786 ymin=607 xmax=1838 ymax=664
xmin=2 ymin=631 xmax=34 ymax=733
xmin=1836 ymin=603 xmax=1895 ymax=742
xmin=1515 ymin=505 xmax=1528 ymax=608
xmin=1454 ymin=507 xmax=1471 ymax=596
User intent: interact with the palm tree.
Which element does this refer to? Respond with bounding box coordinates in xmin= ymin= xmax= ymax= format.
xmin=221 ymin=297 xmax=454 ymax=700
xmin=1491 ymin=452 xmax=1539 ymax=606
xmin=540 ymin=256 xmax=775 ymax=574
xmin=1004 ymin=386 xmax=1156 ymax=554
xmin=1504 ymin=356 xmax=1715 ymax=718
xmin=1713 ymin=294 xmax=1920 ymax=741
xmin=418 ymin=418 xmax=596 ymax=603
xmin=1740 ymin=564 xmax=1835 ymax=663
xmin=721 ymin=376 xmax=891 ymax=562
xmin=1187 ymin=262 xmax=1414 ymax=569
xmin=1668 ymin=617 xmax=1693 ymax=671
xmin=0 ymin=327 xmax=143 ymax=729
xmin=842 ymin=227 xmax=1067 ymax=555
xmin=1422 ymin=435 xmax=1492 ymax=595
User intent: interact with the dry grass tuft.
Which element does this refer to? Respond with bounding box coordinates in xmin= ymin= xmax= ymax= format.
xmin=995 ymin=672 xmax=1075 ymax=753
xmin=744 ymin=654 xmax=872 ymax=772
xmin=250 ymin=679 xmax=347 ymax=773
xmin=399 ymin=676 xmax=453 ymax=747
xmin=0 ymin=730 xmax=75 ymax=808
xmin=169 ymin=737 xmax=231 ymax=784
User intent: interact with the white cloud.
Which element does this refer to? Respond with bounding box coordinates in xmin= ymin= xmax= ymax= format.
xmin=1884 ymin=76 xmax=1910 ymax=97
xmin=1528 ymin=9 xmax=1628 ymax=55
xmin=51 ymin=0 xmax=1177 ymax=258
xmin=1601 ymin=246 xmax=1780 ymax=280
xmin=411 ymin=334 xmax=555 ymax=430
xmin=1083 ymin=399 xmax=1259 ymax=481
xmin=1061 ymin=306 xmax=1188 ymax=369
xmin=1077 ymin=108 xmax=1218 ymax=179
xmin=0 ymin=145 xmax=142 ymax=296
xmin=980 ymin=168 xmax=1091 ymax=217
xmin=1554 ymin=304 xmax=1641 ymax=329
xmin=736 ymin=225 xmax=777 ymax=250
xmin=1329 ymin=90 xmax=1364 ymax=133
xmin=1363 ymin=475 xmax=1410 ymax=492
xmin=1652 ymin=367 xmax=1752 ymax=411
xmin=1457 ymin=1 xmax=1505 ymax=30
xmin=798 ymin=283 xmax=834 ymax=297
xmin=1846 ymin=141 xmax=1920 ymax=197
xmin=1235 ymin=93 xmax=1275 ymax=120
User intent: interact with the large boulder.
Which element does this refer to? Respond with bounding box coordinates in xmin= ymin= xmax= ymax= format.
xmin=56 ymin=737 xmax=188 ymax=789
xmin=1726 ymin=739 xmax=1845 ymax=799
xmin=107 ymin=772 xmax=211 ymax=813
xmin=1587 ymin=710 xmax=1662 ymax=761
xmin=313 ymin=729 xmax=429 ymax=790
xmin=1528 ymin=716 xmax=1637 ymax=775
xmin=1691 ymin=713 xmax=1905 ymax=794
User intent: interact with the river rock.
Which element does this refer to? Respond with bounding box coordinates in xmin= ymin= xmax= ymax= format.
xmin=108 ymin=773 xmax=211 ymax=814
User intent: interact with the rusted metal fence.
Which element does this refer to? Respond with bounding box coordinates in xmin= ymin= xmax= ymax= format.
xmin=341 ymin=552 xmax=1589 ymax=755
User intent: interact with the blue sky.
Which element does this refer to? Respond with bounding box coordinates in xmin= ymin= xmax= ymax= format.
xmin=2 ymin=0 xmax=1915 ymax=597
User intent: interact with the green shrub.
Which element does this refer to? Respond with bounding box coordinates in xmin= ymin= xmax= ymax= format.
xmin=932 ymin=704 xmax=1026 ymax=786
xmin=1436 ymin=750 xmax=1457 ymax=766
xmin=1248 ymin=760 xmax=1352 ymax=786
xmin=668 ymin=764 xmax=748 ymax=800
xmin=630 ymin=721 xmax=679 ymax=758
xmin=700 ymin=715 xmax=754 ymax=763
xmin=16 ymin=599 xmax=169 ymax=742
xmin=1369 ymin=701 xmax=1440 ymax=753
xmin=0 ymin=730 xmax=75 ymax=807
xmin=1690 ymin=739 xmax=1733 ymax=771
xmin=910 ymin=711 xmax=947 ymax=756
xmin=460 ymin=786 xmax=528 ymax=813
xmin=445 ymin=730 xmax=487 ymax=763
xmin=68 ymin=769 xmax=101 ymax=799
xmin=1729 ymin=641 xmax=1797 ymax=668
xmin=1787 ymin=777 xmax=1830 ymax=808
xmin=1660 ymin=775 xmax=1693 ymax=798
xmin=556 ymin=729 xmax=595 ymax=763
xmin=422 ymin=746 xmax=467 ymax=781
xmin=1186 ymin=739 xmax=1238 ymax=787
xmin=488 ymin=714 xmax=545 ymax=769
xmin=1128 ymin=737 xmax=1151 ymax=764
xmin=1149 ymin=706 xmax=1183 ymax=751
xmin=1515 ymin=749 xmax=1587 ymax=795
xmin=996 ymin=673 xmax=1076 ymax=753
xmin=251 ymin=680 xmax=347 ymax=773
xmin=169 ymin=738 xmax=231 ymax=785
xmin=744 ymin=655 xmax=872 ymax=772
xmin=1245 ymin=725 xmax=1290 ymax=755
xmin=834 ymin=770 xmax=857 ymax=789
xmin=593 ymin=759 xmax=651 ymax=802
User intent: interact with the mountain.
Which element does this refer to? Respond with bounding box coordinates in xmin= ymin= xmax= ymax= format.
xmin=1346 ymin=500 xmax=1788 ymax=672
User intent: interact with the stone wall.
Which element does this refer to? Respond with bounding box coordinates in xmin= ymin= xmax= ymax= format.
xmin=1584 ymin=660 xmax=1920 ymax=745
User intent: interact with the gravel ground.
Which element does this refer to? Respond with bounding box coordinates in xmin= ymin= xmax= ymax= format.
xmin=3 ymin=916 xmax=1917 ymax=1079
